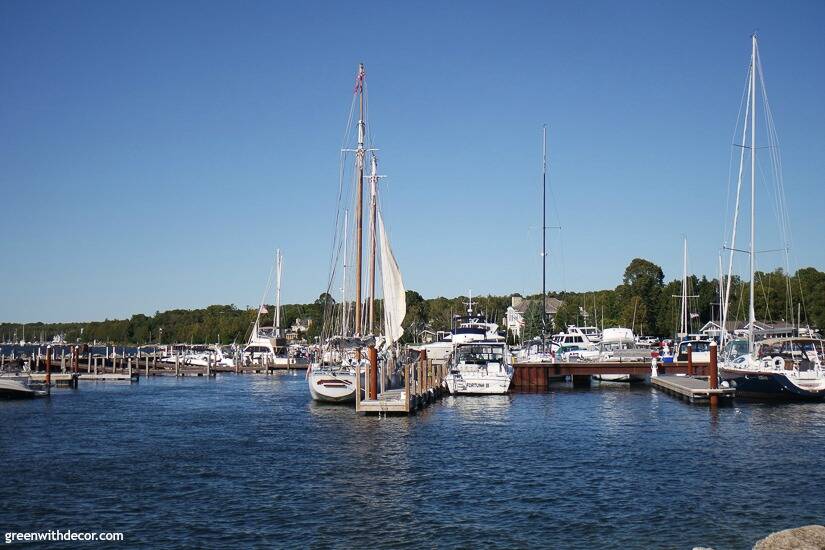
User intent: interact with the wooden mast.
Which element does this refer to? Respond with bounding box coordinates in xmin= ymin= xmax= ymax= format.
xmin=368 ymin=155 xmax=377 ymax=335
xmin=354 ymin=63 xmax=365 ymax=337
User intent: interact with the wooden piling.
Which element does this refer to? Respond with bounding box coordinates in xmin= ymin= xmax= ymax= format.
xmin=709 ymin=341 xmax=719 ymax=407
xmin=404 ymin=360 xmax=411 ymax=412
xmin=45 ymin=346 xmax=52 ymax=388
xmin=368 ymin=346 xmax=378 ymax=400
xmin=687 ymin=344 xmax=693 ymax=376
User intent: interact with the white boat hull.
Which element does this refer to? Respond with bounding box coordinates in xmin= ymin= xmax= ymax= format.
xmin=445 ymin=372 xmax=511 ymax=395
xmin=0 ymin=374 xmax=48 ymax=398
xmin=307 ymin=369 xmax=356 ymax=403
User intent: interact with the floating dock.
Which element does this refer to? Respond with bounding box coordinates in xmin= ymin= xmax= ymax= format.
xmin=651 ymin=375 xmax=734 ymax=404
xmin=356 ymin=355 xmax=446 ymax=414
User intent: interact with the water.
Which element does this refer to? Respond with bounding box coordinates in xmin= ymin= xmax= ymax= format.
xmin=2 ymin=375 xmax=824 ymax=549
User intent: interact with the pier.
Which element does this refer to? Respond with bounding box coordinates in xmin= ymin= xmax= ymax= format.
xmin=356 ymin=351 xmax=447 ymax=414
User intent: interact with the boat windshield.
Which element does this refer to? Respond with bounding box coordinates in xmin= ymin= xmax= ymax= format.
xmin=722 ymin=339 xmax=749 ymax=359
xmin=456 ymin=344 xmax=504 ymax=364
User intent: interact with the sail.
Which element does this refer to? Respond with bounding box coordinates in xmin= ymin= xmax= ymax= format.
xmin=377 ymin=209 xmax=406 ymax=348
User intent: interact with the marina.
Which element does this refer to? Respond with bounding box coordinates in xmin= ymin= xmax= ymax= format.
xmin=3 ymin=2 xmax=825 ymax=548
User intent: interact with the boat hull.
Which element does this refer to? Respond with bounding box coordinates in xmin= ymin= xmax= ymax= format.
xmin=720 ymin=369 xmax=825 ymax=401
xmin=593 ymin=374 xmax=646 ymax=383
xmin=445 ymin=373 xmax=511 ymax=395
xmin=308 ymin=370 xmax=356 ymax=403
xmin=0 ymin=376 xmax=48 ymax=398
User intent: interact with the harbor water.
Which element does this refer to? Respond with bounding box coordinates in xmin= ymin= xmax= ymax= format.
xmin=2 ymin=374 xmax=824 ymax=548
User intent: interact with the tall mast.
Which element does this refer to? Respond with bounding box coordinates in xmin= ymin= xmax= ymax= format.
xmin=681 ymin=236 xmax=688 ymax=338
xmin=748 ymin=35 xmax=757 ymax=353
xmin=368 ymin=154 xmax=378 ymax=335
xmin=342 ymin=210 xmax=348 ymax=336
xmin=541 ymin=124 xmax=547 ymax=346
xmin=275 ymin=249 xmax=282 ymax=336
xmin=354 ymin=63 xmax=366 ymax=337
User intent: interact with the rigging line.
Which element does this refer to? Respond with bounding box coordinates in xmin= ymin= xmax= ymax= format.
xmin=722 ymin=60 xmax=753 ymax=338
xmin=723 ymin=63 xmax=755 ymax=251
xmin=756 ymin=271 xmax=773 ymax=323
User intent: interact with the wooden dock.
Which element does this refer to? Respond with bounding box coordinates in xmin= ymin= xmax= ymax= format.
xmin=512 ymin=360 xmax=711 ymax=391
xmin=356 ymin=356 xmax=447 ymax=414
xmin=651 ymin=375 xmax=734 ymax=404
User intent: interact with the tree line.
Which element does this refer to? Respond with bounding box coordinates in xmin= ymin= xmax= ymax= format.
xmin=3 ymin=260 xmax=823 ymax=345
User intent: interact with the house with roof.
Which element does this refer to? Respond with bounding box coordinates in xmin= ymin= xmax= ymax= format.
xmin=505 ymin=296 xmax=564 ymax=338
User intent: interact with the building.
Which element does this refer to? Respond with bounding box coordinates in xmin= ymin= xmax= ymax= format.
xmin=505 ymin=296 xmax=564 ymax=338
xmin=285 ymin=318 xmax=312 ymax=342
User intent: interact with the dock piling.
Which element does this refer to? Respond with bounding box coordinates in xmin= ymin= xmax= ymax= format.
xmin=687 ymin=344 xmax=693 ymax=376
xmin=709 ymin=342 xmax=719 ymax=407
xmin=45 ymin=346 xmax=52 ymax=389
xmin=368 ymin=346 xmax=377 ymax=400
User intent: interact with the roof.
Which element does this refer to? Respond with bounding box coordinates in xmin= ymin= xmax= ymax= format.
xmin=511 ymin=296 xmax=564 ymax=315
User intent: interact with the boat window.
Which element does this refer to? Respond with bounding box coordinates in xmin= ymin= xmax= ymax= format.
xmin=456 ymin=345 xmax=504 ymax=364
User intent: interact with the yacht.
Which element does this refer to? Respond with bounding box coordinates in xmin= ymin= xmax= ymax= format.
xmin=550 ymin=326 xmax=598 ymax=353
xmin=592 ymin=328 xmax=648 ymax=382
xmin=0 ymin=370 xmax=48 ymax=398
xmin=445 ymin=341 xmax=513 ymax=395
xmin=716 ymin=36 xmax=825 ymax=401
xmin=721 ymin=338 xmax=825 ymax=400
xmin=412 ymin=297 xmax=504 ymax=365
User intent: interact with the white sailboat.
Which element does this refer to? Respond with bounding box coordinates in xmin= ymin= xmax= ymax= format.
xmin=308 ymin=63 xmax=407 ymax=403
xmin=718 ymin=35 xmax=825 ymax=400
xmin=244 ymin=249 xmax=289 ymax=367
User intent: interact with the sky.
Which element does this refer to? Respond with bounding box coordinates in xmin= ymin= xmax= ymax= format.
xmin=1 ymin=0 xmax=823 ymax=323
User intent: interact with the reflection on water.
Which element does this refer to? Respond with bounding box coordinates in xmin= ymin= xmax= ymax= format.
xmin=1 ymin=375 xmax=824 ymax=549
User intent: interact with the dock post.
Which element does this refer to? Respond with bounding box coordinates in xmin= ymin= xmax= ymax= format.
xmin=709 ymin=342 xmax=719 ymax=407
xmin=94 ymin=356 xmax=98 ymax=375
xmin=61 ymin=352 xmax=66 ymax=373
xmin=206 ymin=355 xmax=211 ymax=377
xmin=175 ymin=353 xmax=180 ymax=377
xmin=127 ymin=357 xmax=132 ymax=378
xmin=355 ymin=363 xmax=362 ymax=409
xmin=650 ymin=356 xmax=658 ymax=378
xmin=145 ymin=355 xmax=149 ymax=377
xmin=45 ymin=346 xmax=52 ymax=389
xmin=87 ymin=352 xmax=91 ymax=373
xmin=368 ymin=346 xmax=378 ymax=400
xmin=404 ymin=360 xmax=411 ymax=412
xmin=687 ymin=344 xmax=693 ymax=376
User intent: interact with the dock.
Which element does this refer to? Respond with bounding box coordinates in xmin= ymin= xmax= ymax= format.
xmin=356 ymin=352 xmax=447 ymax=414
xmin=651 ymin=375 xmax=734 ymax=403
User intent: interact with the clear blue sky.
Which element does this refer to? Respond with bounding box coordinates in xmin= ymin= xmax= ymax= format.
xmin=2 ymin=0 xmax=823 ymax=322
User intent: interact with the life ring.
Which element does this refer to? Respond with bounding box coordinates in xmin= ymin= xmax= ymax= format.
xmin=772 ymin=356 xmax=785 ymax=370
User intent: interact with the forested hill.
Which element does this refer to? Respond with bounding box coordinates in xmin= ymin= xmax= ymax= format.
xmin=3 ymin=261 xmax=823 ymax=345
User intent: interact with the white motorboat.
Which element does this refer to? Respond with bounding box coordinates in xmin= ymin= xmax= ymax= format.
xmin=445 ymin=341 xmax=513 ymax=395
xmin=414 ymin=293 xmax=504 ymax=363
xmin=592 ymin=328 xmax=648 ymax=382
xmin=0 ymin=371 xmax=48 ymax=398
xmin=245 ymin=249 xmax=290 ymax=367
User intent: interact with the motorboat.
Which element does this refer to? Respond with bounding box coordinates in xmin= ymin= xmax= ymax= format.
xmin=445 ymin=341 xmax=513 ymax=395
xmin=0 ymin=370 xmax=48 ymax=398
xmin=592 ymin=328 xmax=648 ymax=382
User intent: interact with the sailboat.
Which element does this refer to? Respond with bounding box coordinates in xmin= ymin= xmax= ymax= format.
xmin=308 ymin=63 xmax=407 ymax=403
xmin=244 ymin=249 xmax=289 ymax=367
xmin=718 ymin=35 xmax=825 ymax=400
xmin=518 ymin=125 xmax=556 ymax=363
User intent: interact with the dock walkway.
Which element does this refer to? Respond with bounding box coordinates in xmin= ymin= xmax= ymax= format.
xmin=356 ymin=357 xmax=446 ymax=414
xmin=651 ymin=375 xmax=734 ymax=403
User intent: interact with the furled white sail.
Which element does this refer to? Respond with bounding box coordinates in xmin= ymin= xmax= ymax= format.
xmin=378 ymin=209 xmax=406 ymax=348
